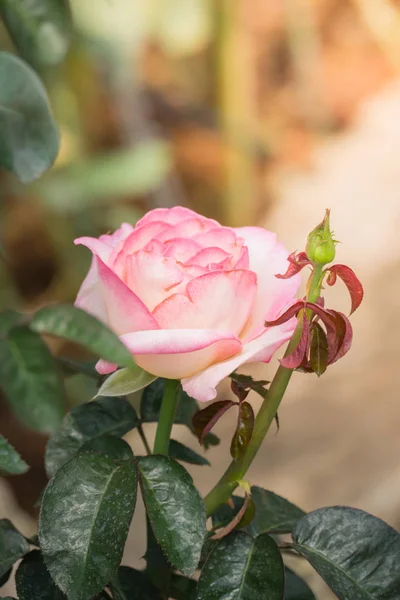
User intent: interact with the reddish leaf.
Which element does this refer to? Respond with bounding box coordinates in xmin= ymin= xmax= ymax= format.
xmin=326 ymin=264 xmax=364 ymax=314
xmin=275 ymin=251 xmax=311 ymax=279
xmin=211 ymin=494 xmax=254 ymax=540
xmin=327 ymin=310 xmax=353 ymax=364
xmin=192 ymin=400 xmax=236 ymax=443
xmin=309 ymin=322 xmax=328 ymax=376
xmin=265 ymin=301 xmax=304 ymax=327
xmin=230 ymin=373 xmax=269 ymax=400
xmin=280 ymin=313 xmax=310 ymax=369
xmin=230 ymin=402 xmax=255 ymax=461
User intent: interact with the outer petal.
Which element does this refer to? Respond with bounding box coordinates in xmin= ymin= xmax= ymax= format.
xmin=136 ymin=206 xmax=219 ymax=229
xmin=234 ymin=227 xmax=301 ymax=338
xmin=152 ymin=270 xmax=257 ymax=336
xmin=96 ymin=329 xmax=242 ymax=379
xmin=181 ymin=321 xmax=295 ymax=402
xmin=75 ymin=256 xmax=158 ymax=335
xmin=75 ymin=223 xmax=134 ymax=266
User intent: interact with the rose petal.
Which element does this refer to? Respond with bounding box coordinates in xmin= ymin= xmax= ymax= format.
xmin=96 ymin=329 xmax=242 ymax=379
xmin=75 ymin=256 xmax=159 ymax=335
xmin=234 ymin=227 xmax=302 ymax=338
xmin=152 ymin=270 xmax=257 ymax=336
xmin=163 ymin=237 xmax=202 ymax=262
xmin=181 ymin=321 xmax=295 ymax=402
xmin=136 ymin=206 xmax=218 ymax=228
xmin=125 ymin=251 xmax=187 ymax=310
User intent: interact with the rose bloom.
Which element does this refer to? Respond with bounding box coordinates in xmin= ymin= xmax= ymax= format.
xmin=75 ymin=207 xmax=300 ymax=402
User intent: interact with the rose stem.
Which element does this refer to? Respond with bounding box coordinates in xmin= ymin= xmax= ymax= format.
xmin=153 ymin=379 xmax=180 ymax=455
xmin=203 ymin=265 xmax=323 ymax=517
xmin=137 ymin=422 xmax=151 ymax=455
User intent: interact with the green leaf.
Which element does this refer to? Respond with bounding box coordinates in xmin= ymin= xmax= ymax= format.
xmin=249 ymin=486 xmax=306 ymax=535
xmin=138 ymin=455 xmax=206 ymax=576
xmin=111 ymin=566 xmax=162 ymax=600
xmin=0 ymin=519 xmax=30 ymax=578
xmin=309 ymin=322 xmax=328 ymax=376
xmin=141 ymin=379 xmax=220 ymax=447
xmin=0 ymin=310 xmax=23 ymax=334
xmin=97 ymin=367 xmax=157 ymax=398
xmin=0 ymin=52 xmax=59 ymax=182
xmin=0 ymin=0 xmax=71 ymax=67
xmin=37 ymin=141 xmax=172 ymax=213
xmin=170 ymin=573 xmax=197 ymax=600
xmin=284 ymin=567 xmax=315 ymax=600
xmin=0 ymin=326 xmax=65 ymax=433
xmin=197 ymin=531 xmax=285 ymax=600
xmin=39 ymin=452 xmax=138 ymax=600
xmin=168 ymin=439 xmax=210 ymax=466
xmin=230 ymin=401 xmax=254 ymax=460
xmin=292 ymin=506 xmax=400 ymax=600
xmin=80 ymin=435 xmax=133 ymax=461
xmin=16 ymin=550 xmax=67 ymax=599
xmin=0 ymin=435 xmax=29 ymax=474
xmin=45 ymin=396 xmax=138 ymax=477
xmin=31 ymin=305 xmax=133 ymax=369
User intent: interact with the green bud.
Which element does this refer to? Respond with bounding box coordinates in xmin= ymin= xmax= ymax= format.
xmin=306 ymin=209 xmax=336 ymax=265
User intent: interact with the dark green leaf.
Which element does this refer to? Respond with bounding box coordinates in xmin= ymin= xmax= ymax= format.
xmin=97 ymin=367 xmax=156 ymax=397
xmin=284 ymin=567 xmax=315 ymax=600
xmin=80 ymin=436 xmax=133 ymax=461
xmin=111 ymin=566 xmax=162 ymax=600
xmin=16 ymin=550 xmax=66 ymax=599
xmin=0 ymin=435 xmax=29 ymax=474
xmin=168 ymin=439 xmax=210 ymax=466
xmin=0 ymin=326 xmax=65 ymax=433
xmin=249 ymin=486 xmax=306 ymax=535
xmin=309 ymin=322 xmax=328 ymax=376
xmin=170 ymin=573 xmax=197 ymax=600
xmin=0 ymin=0 xmax=71 ymax=67
xmin=0 ymin=52 xmax=59 ymax=182
xmin=2 ymin=597 xmax=17 ymax=599
xmin=31 ymin=305 xmax=133 ymax=369
xmin=45 ymin=396 xmax=138 ymax=477
xmin=292 ymin=506 xmax=400 ymax=600
xmin=141 ymin=380 xmax=220 ymax=447
xmin=0 ymin=519 xmax=30 ymax=578
xmin=0 ymin=310 xmax=23 ymax=334
xmin=230 ymin=401 xmax=254 ymax=460
xmin=192 ymin=400 xmax=235 ymax=443
xmin=39 ymin=453 xmax=138 ymax=600
xmin=197 ymin=531 xmax=284 ymax=600
xmin=0 ymin=567 xmax=12 ymax=587
xmin=138 ymin=455 xmax=206 ymax=576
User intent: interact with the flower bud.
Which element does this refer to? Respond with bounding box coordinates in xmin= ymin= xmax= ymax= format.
xmin=306 ymin=209 xmax=336 ymax=265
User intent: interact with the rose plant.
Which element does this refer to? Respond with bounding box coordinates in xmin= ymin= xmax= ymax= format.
xmin=1 ymin=201 xmax=400 ymax=600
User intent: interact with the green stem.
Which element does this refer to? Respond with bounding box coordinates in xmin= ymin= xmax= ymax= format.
xmin=204 ymin=266 xmax=323 ymax=516
xmin=153 ymin=379 xmax=180 ymax=455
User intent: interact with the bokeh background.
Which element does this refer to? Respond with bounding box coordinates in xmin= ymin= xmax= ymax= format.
xmin=2 ymin=1 xmax=400 ymax=598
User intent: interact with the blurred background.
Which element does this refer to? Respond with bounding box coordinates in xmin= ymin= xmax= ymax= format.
xmin=1 ymin=1 xmax=400 ymax=597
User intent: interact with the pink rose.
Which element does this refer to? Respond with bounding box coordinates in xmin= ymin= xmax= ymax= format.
xmin=74 ymin=207 xmax=300 ymax=401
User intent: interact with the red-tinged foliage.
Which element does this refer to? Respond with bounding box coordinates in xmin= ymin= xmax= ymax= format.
xmin=211 ymin=494 xmax=253 ymax=540
xmin=309 ymin=322 xmax=329 ymax=376
xmin=230 ymin=401 xmax=255 ymax=461
xmin=275 ymin=251 xmax=311 ymax=279
xmin=192 ymin=400 xmax=236 ymax=444
xmin=280 ymin=313 xmax=310 ymax=369
xmin=266 ymin=300 xmax=353 ymax=375
xmin=230 ymin=373 xmax=269 ymax=401
xmin=326 ymin=264 xmax=364 ymax=314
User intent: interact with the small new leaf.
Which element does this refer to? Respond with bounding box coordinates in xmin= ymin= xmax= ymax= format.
xmin=309 ymin=322 xmax=328 ymax=376
xmin=192 ymin=400 xmax=236 ymax=444
xmin=230 ymin=402 xmax=254 ymax=461
xmin=326 ymin=264 xmax=364 ymax=314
